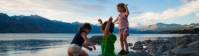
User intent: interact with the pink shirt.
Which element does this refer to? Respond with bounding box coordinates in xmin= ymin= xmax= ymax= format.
xmin=117 ymin=13 xmax=129 ymax=29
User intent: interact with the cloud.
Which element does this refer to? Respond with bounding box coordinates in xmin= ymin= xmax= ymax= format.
xmin=0 ymin=0 xmax=198 ymax=28
xmin=180 ymin=0 xmax=198 ymax=3
xmin=134 ymin=0 xmax=198 ymax=21
xmin=0 ymin=0 xmax=107 ymax=23
xmin=0 ymin=0 xmax=72 ymax=19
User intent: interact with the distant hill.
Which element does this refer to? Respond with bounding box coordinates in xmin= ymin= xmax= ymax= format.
xmin=134 ymin=23 xmax=199 ymax=34
xmin=167 ymin=28 xmax=199 ymax=34
xmin=0 ymin=13 xmax=100 ymax=33
xmin=0 ymin=13 xmax=198 ymax=34
xmin=139 ymin=23 xmax=198 ymax=32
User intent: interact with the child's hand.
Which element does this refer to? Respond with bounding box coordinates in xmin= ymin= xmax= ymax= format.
xmin=98 ymin=19 xmax=103 ymax=24
xmin=92 ymin=45 xmax=96 ymax=50
xmin=109 ymin=17 xmax=113 ymax=22
xmin=125 ymin=4 xmax=128 ymax=6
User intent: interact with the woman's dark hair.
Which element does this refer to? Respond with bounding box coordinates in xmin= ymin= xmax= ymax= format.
xmin=117 ymin=3 xmax=126 ymax=12
xmin=102 ymin=21 xmax=114 ymax=33
xmin=81 ymin=23 xmax=92 ymax=30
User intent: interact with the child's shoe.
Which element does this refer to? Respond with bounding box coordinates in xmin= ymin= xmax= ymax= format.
xmin=125 ymin=51 xmax=129 ymax=55
xmin=118 ymin=50 xmax=126 ymax=55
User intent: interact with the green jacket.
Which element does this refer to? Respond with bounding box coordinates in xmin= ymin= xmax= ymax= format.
xmin=101 ymin=34 xmax=117 ymax=56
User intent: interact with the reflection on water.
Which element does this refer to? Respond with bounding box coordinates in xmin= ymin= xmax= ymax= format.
xmin=0 ymin=34 xmax=193 ymax=56
xmin=0 ymin=39 xmax=67 ymax=56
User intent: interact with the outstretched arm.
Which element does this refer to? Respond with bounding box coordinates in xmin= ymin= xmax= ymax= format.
xmin=124 ymin=4 xmax=129 ymax=17
xmin=98 ymin=19 xmax=104 ymax=32
xmin=81 ymin=32 xmax=91 ymax=50
xmin=113 ymin=18 xmax=118 ymax=24
xmin=104 ymin=17 xmax=112 ymax=36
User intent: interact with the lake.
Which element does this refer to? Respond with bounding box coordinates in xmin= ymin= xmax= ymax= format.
xmin=0 ymin=33 xmax=189 ymax=56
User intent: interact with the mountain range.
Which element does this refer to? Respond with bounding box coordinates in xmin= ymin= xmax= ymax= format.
xmin=0 ymin=13 xmax=198 ymax=34
xmin=135 ymin=23 xmax=199 ymax=33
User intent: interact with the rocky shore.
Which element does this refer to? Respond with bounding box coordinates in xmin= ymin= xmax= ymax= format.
xmin=126 ymin=34 xmax=199 ymax=56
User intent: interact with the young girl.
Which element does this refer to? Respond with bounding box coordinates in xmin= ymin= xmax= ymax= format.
xmin=98 ymin=17 xmax=117 ymax=56
xmin=68 ymin=23 xmax=96 ymax=56
xmin=113 ymin=3 xmax=129 ymax=55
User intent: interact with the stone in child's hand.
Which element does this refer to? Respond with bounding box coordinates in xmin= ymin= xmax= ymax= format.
xmin=88 ymin=47 xmax=93 ymax=51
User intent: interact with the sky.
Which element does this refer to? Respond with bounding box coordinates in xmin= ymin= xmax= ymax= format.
xmin=0 ymin=0 xmax=198 ymax=28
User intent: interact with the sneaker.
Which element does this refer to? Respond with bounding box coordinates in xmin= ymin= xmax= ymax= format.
xmin=118 ymin=50 xmax=126 ymax=55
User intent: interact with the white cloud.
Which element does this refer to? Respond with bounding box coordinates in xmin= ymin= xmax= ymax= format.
xmin=0 ymin=0 xmax=73 ymax=21
xmin=134 ymin=0 xmax=198 ymax=21
xmin=0 ymin=0 xmax=108 ymax=23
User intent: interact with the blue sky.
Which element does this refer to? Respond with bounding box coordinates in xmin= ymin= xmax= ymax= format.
xmin=0 ymin=0 xmax=198 ymax=27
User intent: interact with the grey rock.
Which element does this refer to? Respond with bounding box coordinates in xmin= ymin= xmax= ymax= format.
xmin=129 ymin=35 xmax=198 ymax=56
xmin=171 ymin=48 xmax=198 ymax=56
xmin=187 ymin=41 xmax=198 ymax=48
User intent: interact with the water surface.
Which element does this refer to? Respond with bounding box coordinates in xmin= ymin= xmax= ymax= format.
xmin=0 ymin=33 xmax=188 ymax=56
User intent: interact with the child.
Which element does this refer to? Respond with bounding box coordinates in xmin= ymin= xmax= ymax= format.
xmin=68 ymin=23 xmax=96 ymax=56
xmin=98 ymin=17 xmax=117 ymax=56
xmin=113 ymin=3 xmax=130 ymax=55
